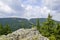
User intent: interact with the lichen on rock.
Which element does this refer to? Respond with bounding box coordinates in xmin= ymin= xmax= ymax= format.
xmin=0 ymin=28 xmax=49 ymax=40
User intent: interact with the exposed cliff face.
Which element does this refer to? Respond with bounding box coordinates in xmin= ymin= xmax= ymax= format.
xmin=0 ymin=28 xmax=49 ymax=40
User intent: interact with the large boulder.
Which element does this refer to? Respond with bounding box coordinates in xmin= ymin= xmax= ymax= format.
xmin=0 ymin=28 xmax=49 ymax=40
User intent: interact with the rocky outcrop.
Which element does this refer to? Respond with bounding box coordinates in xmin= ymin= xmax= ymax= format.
xmin=0 ymin=28 xmax=49 ymax=40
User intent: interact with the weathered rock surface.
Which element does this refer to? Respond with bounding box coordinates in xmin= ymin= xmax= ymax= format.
xmin=0 ymin=28 xmax=49 ymax=40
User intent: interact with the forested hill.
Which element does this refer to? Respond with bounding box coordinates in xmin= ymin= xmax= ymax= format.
xmin=0 ymin=18 xmax=59 ymax=31
xmin=30 ymin=18 xmax=60 ymax=24
xmin=30 ymin=18 xmax=47 ymax=25
xmin=0 ymin=18 xmax=31 ymax=31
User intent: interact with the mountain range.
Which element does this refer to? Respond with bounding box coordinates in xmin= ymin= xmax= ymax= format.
xmin=0 ymin=18 xmax=59 ymax=31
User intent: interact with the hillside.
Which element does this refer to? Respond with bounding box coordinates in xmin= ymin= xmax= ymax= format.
xmin=0 ymin=18 xmax=59 ymax=31
xmin=30 ymin=18 xmax=47 ymax=25
xmin=0 ymin=18 xmax=31 ymax=31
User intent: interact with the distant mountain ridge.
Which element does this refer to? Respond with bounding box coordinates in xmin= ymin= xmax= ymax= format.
xmin=30 ymin=18 xmax=47 ymax=25
xmin=0 ymin=18 xmax=31 ymax=31
xmin=0 ymin=18 xmax=59 ymax=31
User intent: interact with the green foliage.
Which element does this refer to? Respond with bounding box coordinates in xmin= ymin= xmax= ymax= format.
xmin=0 ymin=23 xmax=12 ymax=35
xmin=20 ymin=21 xmax=25 ymax=28
xmin=0 ymin=24 xmax=4 ymax=35
xmin=36 ymin=18 xmax=40 ymax=32
xmin=49 ymin=35 xmax=56 ymax=40
xmin=4 ymin=24 xmax=12 ymax=35
xmin=36 ymin=13 xmax=60 ymax=40
xmin=0 ymin=13 xmax=60 ymax=40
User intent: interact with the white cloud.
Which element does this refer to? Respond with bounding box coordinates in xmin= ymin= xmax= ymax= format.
xmin=42 ymin=0 xmax=60 ymax=21
xmin=0 ymin=1 xmax=15 ymax=13
xmin=52 ymin=13 xmax=60 ymax=21
xmin=42 ymin=0 xmax=60 ymax=11
xmin=0 ymin=0 xmax=60 ymax=21
xmin=21 ymin=5 xmax=51 ymax=19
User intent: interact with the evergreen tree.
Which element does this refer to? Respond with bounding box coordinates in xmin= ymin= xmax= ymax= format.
xmin=35 ymin=13 xmax=60 ymax=40
xmin=36 ymin=18 xmax=40 ymax=32
xmin=4 ymin=24 xmax=12 ymax=35
xmin=49 ymin=35 xmax=56 ymax=40
xmin=55 ymin=23 xmax=60 ymax=40
xmin=0 ymin=24 xmax=3 ymax=35
xmin=40 ymin=14 xmax=56 ymax=37
xmin=40 ymin=23 xmax=50 ymax=37
xmin=46 ymin=14 xmax=55 ymax=34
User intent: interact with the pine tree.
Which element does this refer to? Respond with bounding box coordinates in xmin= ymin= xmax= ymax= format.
xmin=35 ymin=13 xmax=60 ymax=40
xmin=0 ymin=24 xmax=3 ymax=35
xmin=36 ymin=18 xmax=40 ymax=32
xmin=40 ymin=14 xmax=55 ymax=37
xmin=55 ymin=23 xmax=60 ymax=40
xmin=4 ymin=24 xmax=12 ymax=35
xmin=46 ymin=14 xmax=55 ymax=34
xmin=49 ymin=35 xmax=56 ymax=40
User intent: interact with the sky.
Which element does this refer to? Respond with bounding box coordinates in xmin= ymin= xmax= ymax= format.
xmin=0 ymin=0 xmax=60 ymax=21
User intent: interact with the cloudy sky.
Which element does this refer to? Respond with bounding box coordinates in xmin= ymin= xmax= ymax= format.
xmin=0 ymin=0 xmax=60 ymax=21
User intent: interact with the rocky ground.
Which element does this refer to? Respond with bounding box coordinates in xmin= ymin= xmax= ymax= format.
xmin=0 ymin=28 xmax=49 ymax=40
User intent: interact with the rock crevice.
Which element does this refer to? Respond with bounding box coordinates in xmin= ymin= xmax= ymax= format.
xmin=0 ymin=28 xmax=49 ymax=40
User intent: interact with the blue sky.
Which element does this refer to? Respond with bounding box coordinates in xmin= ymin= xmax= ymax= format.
xmin=0 ymin=0 xmax=60 ymax=21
